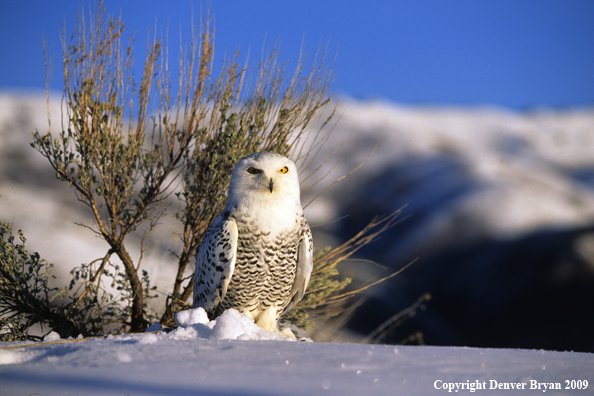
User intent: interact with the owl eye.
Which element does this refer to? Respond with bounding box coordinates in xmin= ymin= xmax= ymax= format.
xmin=279 ymin=166 xmax=289 ymax=174
xmin=247 ymin=167 xmax=261 ymax=175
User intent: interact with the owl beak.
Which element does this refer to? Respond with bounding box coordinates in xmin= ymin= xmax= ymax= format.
xmin=268 ymin=178 xmax=274 ymax=193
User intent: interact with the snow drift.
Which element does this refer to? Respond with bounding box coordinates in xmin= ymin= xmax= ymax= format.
xmin=1 ymin=307 xmax=592 ymax=395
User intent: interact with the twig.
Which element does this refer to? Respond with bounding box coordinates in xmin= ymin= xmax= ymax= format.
xmin=67 ymin=250 xmax=112 ymax=318
xmin=359 ymin=293 xmax=431 ymax=344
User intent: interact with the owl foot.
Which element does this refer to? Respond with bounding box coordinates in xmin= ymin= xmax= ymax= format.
xmin=279 ymin=327 xmax=296 ymax=339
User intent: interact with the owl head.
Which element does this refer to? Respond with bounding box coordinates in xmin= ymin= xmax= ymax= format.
xmin=227 ymin=152 xmax=302 ymax=209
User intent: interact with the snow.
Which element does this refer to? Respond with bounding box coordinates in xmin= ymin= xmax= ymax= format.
xmin=175 ymin=306 xmax=210 ymax=327
xmin=43 ymin=331 xmax=62 ymax=342
xmin=172 ymin=308 xmax=296 ymax=342
xmin=304 ymin=100 xmax=594 ymax=240
xmin=1 ymin=313 xmax=592 ymax=395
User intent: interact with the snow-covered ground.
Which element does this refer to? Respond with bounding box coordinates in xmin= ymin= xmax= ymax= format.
xmin=1 ymin=308 xmax=592 ymax=395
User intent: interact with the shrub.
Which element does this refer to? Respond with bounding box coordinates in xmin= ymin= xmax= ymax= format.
xmin=0 ymin=221 xmax=73 ymax=340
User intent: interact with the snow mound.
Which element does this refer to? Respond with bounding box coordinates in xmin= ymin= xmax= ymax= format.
xmin=171 ymin=307 xmax=294 ymax=342
xmin=174 ymin=306 xmax=209 ymax=327
xmin=43 ymin=331 xmax=62 ymax=342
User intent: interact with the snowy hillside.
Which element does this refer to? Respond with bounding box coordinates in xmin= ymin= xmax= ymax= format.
xmin=1 ymin=307 xmax=592 ymax=395
xmin=303 ymin=100 xmax=594 ymax=351
xmin=1 ymin=93 xmax=594 ymax=352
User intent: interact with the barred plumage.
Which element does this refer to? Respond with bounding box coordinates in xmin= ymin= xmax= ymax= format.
xmin=193 ymin=152 xmax=313 ymax=332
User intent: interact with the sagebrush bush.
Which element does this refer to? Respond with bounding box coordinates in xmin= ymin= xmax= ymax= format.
xmin=0 ymin=221 xmax=73 ymax=340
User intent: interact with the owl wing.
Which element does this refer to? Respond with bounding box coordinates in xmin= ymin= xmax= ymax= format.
xmin=193 ymin=213 xmax=238 ymax=314
xmin=284 ymin=222 xmax=313 ymax=313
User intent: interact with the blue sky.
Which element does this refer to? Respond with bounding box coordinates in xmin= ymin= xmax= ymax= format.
xmin=1 ymin=1 xmax=593 ymax=109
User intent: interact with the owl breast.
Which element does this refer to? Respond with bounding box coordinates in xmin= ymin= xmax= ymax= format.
xmin=214 ymin=213 xmax=300 ymax=319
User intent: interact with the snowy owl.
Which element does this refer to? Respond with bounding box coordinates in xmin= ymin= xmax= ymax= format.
xmin=193 ymin=152 xmax=313 ymax=332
